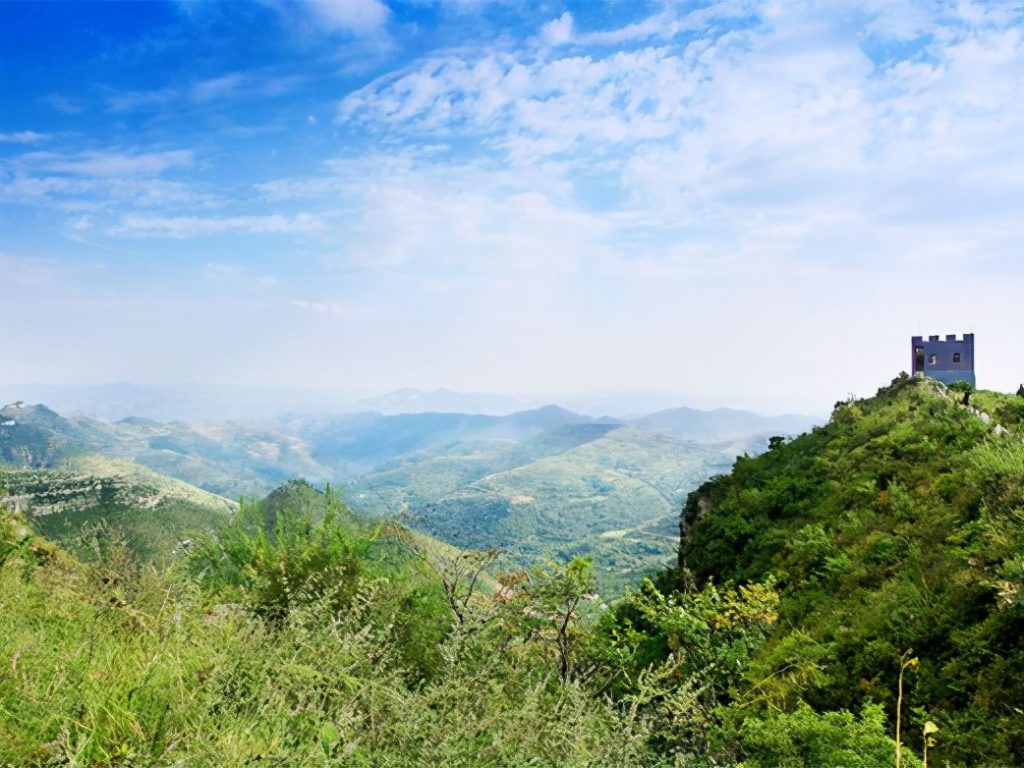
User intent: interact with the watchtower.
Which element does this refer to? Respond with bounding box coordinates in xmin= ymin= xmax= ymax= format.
xmin=911 ymin=333 xmax=975 ymax=387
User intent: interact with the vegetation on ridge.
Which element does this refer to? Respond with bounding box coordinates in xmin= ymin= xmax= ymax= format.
xmin=3 ymin=476 xmax=904 ymax=767
xmin=2 ymin=376 xmax=1020 ymax=766
xmin=677 ymin=374 xmax=1024 ymax=765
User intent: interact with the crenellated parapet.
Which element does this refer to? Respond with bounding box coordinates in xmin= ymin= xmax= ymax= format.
xmin=911 ymin=332 xmax=975 ymax=387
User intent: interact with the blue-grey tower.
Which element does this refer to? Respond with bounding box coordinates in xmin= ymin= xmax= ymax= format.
xmin=911 ymin=333 xmax=975 ymax=387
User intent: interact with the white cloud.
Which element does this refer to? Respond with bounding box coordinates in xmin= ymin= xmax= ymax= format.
xmin=109 ymin=212 xmax=325 ymax=238
xmin=305 ymin=0 xmax=389 ymax=35
xmin=106 ymin=73 xmax=304 ymax=112
xmin=0 ymin=172 xmax=212 ymax=211
xmin=12 ymin=149 xmax=194 ymax=177
xmin=0 ymin=146 xmax=217 ymax=214
xmin=67 ymin=215 xmax=94 ymax=231
xmin=541 ymin=12 xmax=574 ymax=46
xmin=0 ymin=131 xmax=48 ymax=144
xmin=12 ymin=1 xmax=1021 ymax=402
xmin=314 ymin=1 xmax=1024 ymax=399
xmin=290 ymin=300 xmax=352 ymax=316
xmin=336 ymin=1 xmax=1024 ymax=235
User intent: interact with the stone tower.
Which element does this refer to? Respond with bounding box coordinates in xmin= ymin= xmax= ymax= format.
xmin=911 ymin=333 xmax=975 ymax=387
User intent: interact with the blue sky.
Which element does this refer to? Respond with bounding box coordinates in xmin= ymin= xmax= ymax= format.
xmin=2 ymin=0 xmax=1022 ymax=413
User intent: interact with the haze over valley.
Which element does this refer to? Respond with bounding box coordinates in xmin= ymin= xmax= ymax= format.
xmin=0 ymin=395 xmax=817 ymax=592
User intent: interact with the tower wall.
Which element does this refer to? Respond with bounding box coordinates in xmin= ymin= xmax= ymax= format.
xmin=911 ymin=333 xmax=975 ymax=387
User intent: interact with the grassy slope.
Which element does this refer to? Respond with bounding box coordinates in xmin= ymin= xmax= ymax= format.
xmin=2 ymin=455 xmax=236 ymax=562
xmin=0 ymin=516 xmax=652 ymax=768
xmin=678 ymin=374 xmax=1024 ymax=765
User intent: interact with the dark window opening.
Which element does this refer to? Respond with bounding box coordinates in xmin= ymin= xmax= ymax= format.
xmin=928 ymin=354 xmax=937 ymax=366
xmin=953 ymin=352 xmax=961 ymax=364
xmin=915 ymin=347 xmax=925 ymax=372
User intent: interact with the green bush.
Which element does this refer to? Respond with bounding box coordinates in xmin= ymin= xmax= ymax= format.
xmin=727 ymin=702 xmax=916 ymax=768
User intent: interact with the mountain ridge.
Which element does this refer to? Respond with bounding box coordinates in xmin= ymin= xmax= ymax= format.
xmin=672 ymin=374 xmax=1024 ymax=764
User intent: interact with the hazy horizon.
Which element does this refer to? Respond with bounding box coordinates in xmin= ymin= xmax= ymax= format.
xmin=0 ymin=379 xmax=832 ymax=421
xmin=3 ymin=1 xmax=1022 ymax=412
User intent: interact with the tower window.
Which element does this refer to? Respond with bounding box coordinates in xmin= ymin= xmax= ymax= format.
xmin=928 ymin=354 xmax=937 ymax=366
xmin=953 ymin=353 xmax=961 ymax=364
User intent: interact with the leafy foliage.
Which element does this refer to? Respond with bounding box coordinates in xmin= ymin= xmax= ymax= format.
xmin=8 ymin=377 xmax=1017 ymax=765
xmin=187 ymin=484 xmax=372 ymax=622
xmin=0 ymin=499 xmax=660 ymax=766
xmin=678 ymin=374 xmax=1024 ymax=765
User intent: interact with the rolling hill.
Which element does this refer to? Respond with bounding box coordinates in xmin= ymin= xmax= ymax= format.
xmin=673 ymin=374 xmax=1024 ymax=764
xmin=1 ymin=454 xmax=235 ymax=562
xmin=0 ymin=401 xmax=328 ymax=497
xmin=2 ymin=398 xmax=816 ymax=592
xmin=360 ymin=426 xmax=736 ymax=593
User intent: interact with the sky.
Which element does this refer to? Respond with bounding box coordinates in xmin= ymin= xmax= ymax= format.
xmin=1 ymin=0 xmax=1022 ymax=414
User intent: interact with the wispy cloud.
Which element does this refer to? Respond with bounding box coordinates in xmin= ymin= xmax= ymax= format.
xmin=304 ymin=0 xmax=390 ymax=36
xmin=290 ymin=300 xmax=353 ymax=316
xmin=106 ymin=72 xmax=305 ymax=112
xmin=109 ymin=212 xmax=325 ymax=238
xmin=335 ymin=1 xmax=1024 ymax=236
xmin=4 ymin=0 xmax=1024 ymax=401
xmin=0 ymin=131 xmax=48 ymax=144
xmin=67 ymin=215 xmax=94 ymax=231
xmin=11 ymin=149 xmax=195 ymax=176
xmin=0 ymin=147 xmax=209 ymax=212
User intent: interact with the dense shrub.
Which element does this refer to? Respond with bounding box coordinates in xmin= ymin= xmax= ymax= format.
xmin=677 ymin=376 xmax=1024 ymax=765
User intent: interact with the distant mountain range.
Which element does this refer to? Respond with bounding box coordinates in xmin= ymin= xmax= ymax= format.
xmin=0 ymin=398 xmax=820 ymax=593
xmin=0 ymin=383 xmax=355 ymax=422
xmin=0 ymin=382 xmax=823 ymax=421
xmin=356 ymin=387 xmax=540 ymax=415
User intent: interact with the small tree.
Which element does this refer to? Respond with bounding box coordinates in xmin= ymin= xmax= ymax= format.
xmin=428 ymin=547 xmax=498 ymax=626
xmin=1017 ymin=383 xmax=1024 ymax=398
xmin=188 ymin=486 xmax=374 ymax=623
xmin=521 ymin=555 xmax=597 ymax=682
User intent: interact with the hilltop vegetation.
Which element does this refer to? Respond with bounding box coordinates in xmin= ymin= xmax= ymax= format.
xmin=1 ymin=480 xmax=901 ymax=767
xmin=6 ymin=377 xmax=1019 ymax=765
xmin=677 ymin=374 xmax=1024 ymax=765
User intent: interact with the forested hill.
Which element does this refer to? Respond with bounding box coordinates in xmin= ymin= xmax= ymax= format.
xmin=677 ymin=373 xmax=1024 ymax=765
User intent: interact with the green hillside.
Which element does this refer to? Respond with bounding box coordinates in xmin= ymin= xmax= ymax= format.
xmin=1 ymin=455 xmax=236 ymax=562
xmin=344 ymin=424 xmax=620 ymax=517
xmin=407 ymin=427 xmax=733 ymax=594
xmin=676 ymin=374 xmax=1024 ymax=765
xmin=0 ymin=402 xmax=327 ymax=497
xmin=0 ymin=463 xmax=912 ymax=767
xmin=1 ymin=400 xmax=801 ymax=595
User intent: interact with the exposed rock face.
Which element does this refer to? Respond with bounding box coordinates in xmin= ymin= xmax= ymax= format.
xmin=1 ymin=468 xmax=152 ymax=518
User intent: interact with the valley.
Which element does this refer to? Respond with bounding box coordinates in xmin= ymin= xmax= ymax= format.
xmin=0 ymin=398 xmax=816 ymax=593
